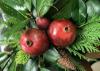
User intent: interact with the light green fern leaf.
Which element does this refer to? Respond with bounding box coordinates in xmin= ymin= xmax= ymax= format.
xmin=15 ymin=50 xmax=30 ymax=64
xmin=70 ymin=16 xmax=100 ymax=53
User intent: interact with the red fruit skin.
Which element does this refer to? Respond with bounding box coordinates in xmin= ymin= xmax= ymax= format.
xmin=48 ymin=19 xmax=76 ymax=47
xmin=20 ymin=28 xmax=49 ymax=56
xmin=36 ymin=17 xmax=50 ymax=29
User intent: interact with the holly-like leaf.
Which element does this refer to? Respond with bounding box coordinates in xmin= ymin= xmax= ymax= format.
xmin=15 ymin=50 xmax=30 ymax=64
xmin=86 ymin=0 xmax=100 ymax=18
xmin=33 ymin=0 xmax=54 ymax=17
xmin=0 ymin=0 xmax=27 ymax=21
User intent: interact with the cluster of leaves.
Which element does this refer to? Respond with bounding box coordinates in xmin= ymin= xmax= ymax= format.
xmin=0 ymin=0 xmax=100 ymax=71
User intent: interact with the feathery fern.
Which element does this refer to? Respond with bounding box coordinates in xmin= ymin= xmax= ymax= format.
xmin=71 ymin=16 xmax=100 ymax=52
xmin=67 ymin=16 xmax=100 ymax=59
xmin=15 ymin=50 xmax=30 ymax=64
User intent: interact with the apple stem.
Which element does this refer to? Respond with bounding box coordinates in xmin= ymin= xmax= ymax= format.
xmin=26 ymin=40 xmax=33 ymax=47
xmin=64 ymin=27 xmax=69 ymax=32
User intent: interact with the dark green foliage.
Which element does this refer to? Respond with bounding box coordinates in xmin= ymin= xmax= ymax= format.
xmin=0 ymin=0 xmax=100 ymax=71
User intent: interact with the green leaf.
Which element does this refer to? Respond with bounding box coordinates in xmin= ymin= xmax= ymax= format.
xmin=46 ymin=0 xmax=69 ymax=17
xmin=0 ymin=0 xmax=27 ymax=21
xmin=8 ymin=61 xmax=16 ymax=71
xmin=86 ymin=0 xmax=100 ymax=18
xmin=79 ymin=0 xmax=87 ymax=23
xmin=4 ymin=18 xmax=28 ymax=39
xmin=40 ymin=68 xmax=50 ymax=71
xmin=52 ymin=0 xmax=74 ymax=19
xmin=23 ymin=59 xmax=38 ymax=71
xmin=0 ymin=55 xmax=8 ymax=64
xmin=43 ymin=47 xmax=60 ymax=63
xmin=51 ymin=0 xmax=87 ymax=24
xmin=15 ymin=50 xmax=30 ymax=64
xmin=1 ymin=0 xmax=24 ymax=7
xmin=14 ymin=64 xmax=24 ymax=71
xmin=33 ymin=0 xmax=54 ymax=17
xmin=24 ymin=0 xmax=32 ymax=11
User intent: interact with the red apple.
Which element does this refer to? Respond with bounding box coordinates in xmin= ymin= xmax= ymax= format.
xmin=20 ymin=28 xmax=49 ymax=56
xmin=36 ymin=17 xmax=50 ymax=29
xmin=48 ymin=19 xmax=76 ymax=47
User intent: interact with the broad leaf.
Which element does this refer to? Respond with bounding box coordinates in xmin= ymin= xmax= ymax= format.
xmin=52 ymin=0 xmax=74 ymax=19
xmin=0 ymin=55 xmax=8 ymax=64
xmin=24 ymin=0 xmax=32 ymax=11
xmin=33 ymin=0 xmax=54 ymax=17
xmin=40 ymin=68 xmax=50 ymax=71
xmin=79 ymin=0 xmax=87 ymax=23
xmin=43 ymin=47 xmax=60 ymax=63
xmin=86 ymin=0 xmax=100 ymax=18
xmin=23 ymin=59 xmax=38 ymax=71
xmin=50 ymin=0 xmax=87 ymax=24
xmin=1 ymin=0 xmax=24 ymax=7
xmin=0 ymin=1 xmax=27 ymax=21
xmin=8 ymin=61 xmax=16 ymax=71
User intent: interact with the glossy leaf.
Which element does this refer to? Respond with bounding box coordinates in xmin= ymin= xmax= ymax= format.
xmin=0 ymin=0 xmax=27 ymax=21
xmin=53 ymin=0 xmax=74 ymax=19
xmin=52 ymin=0 xmax=87 ymax=24
xmin=79 ymin=0 xmax=87 ymax=23
xmin=24 ymin=0 xmax=32 ymax=11
xmin=40 ymin=68 xmax=50 ymax=71
xmin=72 ymin=0 xmax=87 ymax=24
xmin=8 ymin=61 xmax=16 ymax=71
xmin=33 ymin=0 xmax=54 ymax=17
xmin=0 ymin=55 xmax=8 ymax=64
xmin=23 ymin=59 xmax=38 ymax=71
xmin=46 ymin=0 xmax=69 ymax=17
xmin=86 ymin=0 xmax=100 ymax=18
xmin=43 ymin=48 xmax=60 ymax=63
xmin=1 ymin=0 xmax=24 ymax=7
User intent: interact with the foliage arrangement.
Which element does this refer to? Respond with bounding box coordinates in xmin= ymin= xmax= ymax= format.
xmin=0 ymin=0 xmax=100 ymax=71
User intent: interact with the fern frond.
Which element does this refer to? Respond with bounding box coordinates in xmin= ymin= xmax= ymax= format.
xmin=15 ymin=50 xmax=30 ymax=64
xmin=67 ymin=48 xmax=87 ymax=60
xmin=69 ymin=16 xmax=100 ymax=54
